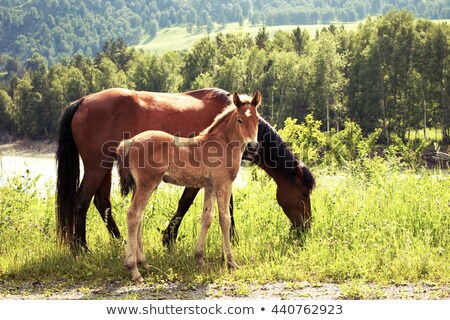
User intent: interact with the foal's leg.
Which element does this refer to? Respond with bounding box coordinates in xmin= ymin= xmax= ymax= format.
xmin=137 ymin=218 xmax=150 ymax=270
xmin=162 ymin=188 xmax=238 ymax=247
xmin=124 ymin=183 xmax=156 ymax=282
xmin=162 ymin=187 xmax=200 ymax=247
xmin=94 ymin=169 xmax=121 ymax=239
xmin=194 ymin=188 xmax=215 ymax=268
xmin=216 ymin=185 xmax=238 ymax=269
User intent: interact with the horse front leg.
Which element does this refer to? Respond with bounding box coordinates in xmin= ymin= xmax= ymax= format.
xmin=229 ymin=193 xmax=239 ymax=245
xmin=162 ymin=187 xmax=200 ymax=247
xmin=216 ymin=184 xmax=238 ymax=269
xmin=194 ymin=188 xmax=215 ymax=268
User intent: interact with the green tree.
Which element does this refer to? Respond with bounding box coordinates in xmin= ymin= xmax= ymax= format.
xmin=96 ymin=57 xmax=131 ymax=90
xmin=12 ymin=73 xmax=42 ymax=136
xmin=214 ymin=56 xmax=246 ymax=92
xmin=0 ymin=90 xmax=14 ymax=131
xmin=149 ymin=19 xmax=159 ymax=39
xmin=292 ymin=26 xmax=309 ymax=55
xmin=376 ymin=11 xmax=417 ymax=140
xmin=308 ymin=31 xmax=348 ymax=132
xmin=428 ymin=24 xmax=450 ymax=142
xmin=242 ymin=47 xmax=269 ymax=94
xmin=264 ymin=51 xmax=303 ymax=126
xmin=95 ymin=38 xmax=133 ymax=71
xmin=255 ymin=26 xmax=269 ymax=50
xmin=348 ymin=17 xmax=384 ymax=134
xmin=129 ymin=51 xmax=182 ymax=92
xmin=181 ymin=36 xmax=218 ymax=90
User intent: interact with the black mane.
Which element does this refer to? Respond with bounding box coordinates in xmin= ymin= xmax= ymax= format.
xmin=245 ymin=118 xmax=316 ymax=192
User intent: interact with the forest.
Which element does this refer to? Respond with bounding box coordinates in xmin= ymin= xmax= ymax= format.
xmin=0 ymin=10 xmax=449 ymax=145
xmin=0 ymin=0 xmax=449 ymax=62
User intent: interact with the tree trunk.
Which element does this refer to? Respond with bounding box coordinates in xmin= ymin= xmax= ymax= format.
xmin=379 ymin=72 xmax=390 ymax=144
xmin=422 ymin=85 xmax=427 ymax=140
xmin=276 ymin=86 xmax=284 ymax=127
xmin=326 ymin=95 xmax=330 ymax=133
xmin=440 ymin=81 xmax=449 ymax=143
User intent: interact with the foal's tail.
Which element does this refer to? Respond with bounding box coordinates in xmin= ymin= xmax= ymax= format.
xmin=116 ymin=139 xmax=135 ymax=197
xmin=56 ymin=99 xmax=83 ymax=246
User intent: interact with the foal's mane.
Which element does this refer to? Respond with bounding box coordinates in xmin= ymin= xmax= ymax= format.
xmin=255 ymin=118 xmax=316 ymax=192
xmin=200 ymin=94 xmax=253 ymax=135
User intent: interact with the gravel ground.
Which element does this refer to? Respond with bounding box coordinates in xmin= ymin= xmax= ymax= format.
xmin=1 ymin=281 xmax=449 ymax=300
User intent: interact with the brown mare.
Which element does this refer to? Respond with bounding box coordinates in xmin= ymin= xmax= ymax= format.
xmin=56 ymin=88 xmax=315 ymax=251
xmin=116 ymin=92 xmax=260 ymax=281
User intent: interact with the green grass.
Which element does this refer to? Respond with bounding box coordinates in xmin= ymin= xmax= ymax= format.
xmin=135 ymin=19 xmax=449 ymax=55
xmin=135 ymin=20 xmax=361 ymax=54
xmin=410 ymin=128 xmax=443 ymax=142
xmin=0 ymin=164 xmax=449 ymax=293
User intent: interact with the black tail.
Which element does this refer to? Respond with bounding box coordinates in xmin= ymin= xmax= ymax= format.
xmin=116 ymin=139 xmax=135 ymax=197
xmin=55 ymin=99 xmax=83 ymax=246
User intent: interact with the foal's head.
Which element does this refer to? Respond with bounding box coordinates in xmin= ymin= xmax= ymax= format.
xmin=233 ymin=91 xmax=261 ymax=146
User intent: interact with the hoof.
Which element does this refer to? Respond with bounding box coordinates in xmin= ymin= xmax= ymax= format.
xmin=196 ymin=257 xmax=205 ymax=269
xmin=162 ymin=226 xmax=177 ymax=248
xmin=132 ymin=275 xmax=144 ymax=283
xmin=139 ymin=262 xmax=151 ymax=271
xmin=227 ymin=260 xmax=239 ymax=269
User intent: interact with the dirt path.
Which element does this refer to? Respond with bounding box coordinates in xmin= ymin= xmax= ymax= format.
xmin=1 ymin=281 xmax=449 ymax=300
xmin=0 ymin=138 xmax=56 ymax=157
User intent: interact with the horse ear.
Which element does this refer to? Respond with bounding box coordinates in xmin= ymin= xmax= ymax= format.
xmin=251 ymin=90 xmax=262 ymax=108
xmin=233 ymin=92 xmax=242 ymax=108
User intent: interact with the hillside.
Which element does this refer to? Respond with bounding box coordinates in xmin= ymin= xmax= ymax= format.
xmin=135 ymin=20 xmax=361 ymax=54
xmin=0 ymin=0 xmax=449 ymax=62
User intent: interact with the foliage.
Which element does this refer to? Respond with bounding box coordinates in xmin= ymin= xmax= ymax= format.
xmin=0 ymin=1 xmax=449 ymax=63
xmin=0 ymin=12 xmax=449 ymax=144
xmin=279 ymin=115 xmax=384 ymax=168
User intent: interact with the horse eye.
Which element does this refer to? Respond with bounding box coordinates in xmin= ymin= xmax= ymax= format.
xmin=237 ymin=118 xmax=243 ymax=124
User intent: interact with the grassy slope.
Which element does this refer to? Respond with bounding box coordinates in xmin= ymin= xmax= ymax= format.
xmin=134 ymin=21 xmax=361 ymax=54
xmin=134 ymin=19 xmax=449 ymax=55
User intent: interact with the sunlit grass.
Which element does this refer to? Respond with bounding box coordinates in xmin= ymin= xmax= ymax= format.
xmin=135 ymin=20 xmax=361 ymax=55
xmin=409 ymin=127 xmax=443 ymax=142
xmin=0 ymin=165 xmax=449 ymax=290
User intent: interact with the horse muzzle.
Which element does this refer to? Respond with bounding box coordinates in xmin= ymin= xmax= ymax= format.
xmin=246 ymin=141 xmax=259 ymax=149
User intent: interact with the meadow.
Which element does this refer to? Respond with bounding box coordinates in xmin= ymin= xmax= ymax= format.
xmin=0 ymin=160 xmax=449 ymax=299
xmin=134 ymin=19 xmax=449 ymax=55
xmin=135 ymin=20 xmax=361 ymax=54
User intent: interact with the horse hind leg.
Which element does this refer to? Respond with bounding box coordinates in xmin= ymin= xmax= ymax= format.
xmin=73 ymin=169 xmax=108 ymax=253
xmin=194 ymin=188 xmax=215 ymax=268
xmin=93 ymin=169 xmax=121 ymax=239
xmin=124 ymin=180 xmax=159 ymax=282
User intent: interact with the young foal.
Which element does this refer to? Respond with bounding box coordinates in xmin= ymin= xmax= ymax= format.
xmin=116 ymin=92 xmax=261 ymax=281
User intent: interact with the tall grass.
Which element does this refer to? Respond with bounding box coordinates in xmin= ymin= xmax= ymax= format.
xmin=0 ymin=164 xmax=449 ymax=288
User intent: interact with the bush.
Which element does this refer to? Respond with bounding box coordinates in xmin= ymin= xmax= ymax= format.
xmin=279 ymin=115 xmax=381 ymax=168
